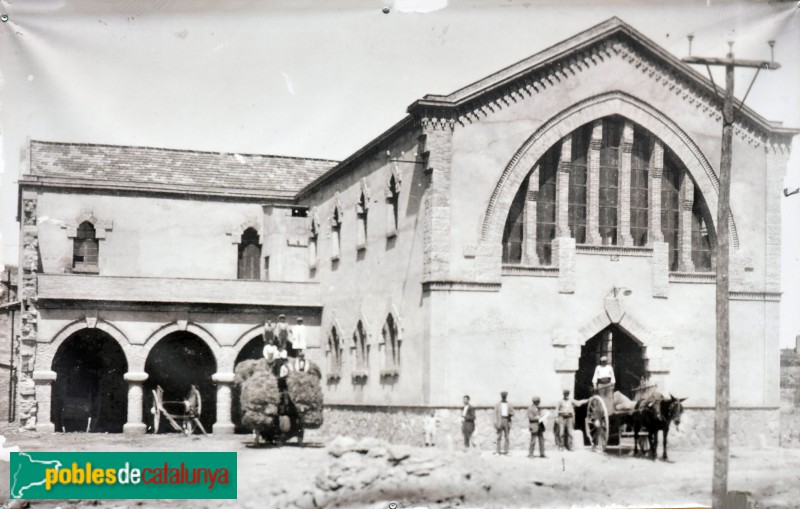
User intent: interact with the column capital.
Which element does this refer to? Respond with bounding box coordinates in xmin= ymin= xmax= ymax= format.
xmin=32 ymin=370 xmax=57 ymax=382
xmin=212 ymin=372 xmax=236 ymax=384
xmin=124 ymin=372 xmax=149 ymax=383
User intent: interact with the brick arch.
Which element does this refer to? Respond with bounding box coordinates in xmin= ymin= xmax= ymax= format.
xmin=142 ymin=321 xmax=221 ymax=373
xmin=481 ymin=90 xmax=738 ymax=250
xmin=40 ymin=318 xmax=134 ymax=373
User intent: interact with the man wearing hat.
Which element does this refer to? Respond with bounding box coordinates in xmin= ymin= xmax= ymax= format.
xmin=527 ymin=396 xmax=546 ymax=458
xmin=556 ymin=389 xmax=587 ymax=451
xmin=494 ymin=391 xmax=514 ymax=455
xmin=275 ymin=314 xmax=291 ymax=354
xmin=290 ymin=316 xmax=307 ymax=358
xmin=592 ymin=355 xmax=616 ymax=391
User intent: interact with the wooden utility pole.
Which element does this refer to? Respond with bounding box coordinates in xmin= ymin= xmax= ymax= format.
xmin=682 ymin=40 xmax=779 ymax=509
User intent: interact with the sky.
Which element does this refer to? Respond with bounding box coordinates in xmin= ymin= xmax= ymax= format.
xmin=0 ymin=0 xmax=798 ymax=346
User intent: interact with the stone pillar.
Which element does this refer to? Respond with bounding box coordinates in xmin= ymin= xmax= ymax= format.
xmin=421 ymin=119 xmax=454 ymax=281
xmin=212 ymin=372 xmax=236 ymax=434
xmin=32 ymin=370 xmax=57 ymax=433
xmin=556 ymin=136 xmax=572 ymax=238
xmin=553 ymin=237 xmax=576 ymax=294
xmin=652 ymin=241 xmax=669 ymax=298
xmin=648 ymin=140 xmax=664 ymax=244
xmin=586 ymin=120 xmax=603 ymax=244
xmin=679 ymin=171 xmax=695 ymax=272
xmin=123 ymin=372 xmax=148 ymax=435
xmin=523 ymin=165 xmax=539 ymax=264
xmin=618 ymin=121 xmax=634 ymax=246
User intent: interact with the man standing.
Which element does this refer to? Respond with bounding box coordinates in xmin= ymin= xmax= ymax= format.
xmin=494 ymin=391 xmax=514 ymax=455
xmin=461 ymin=395 xmax=476 ymax=448
xmin=592 ymin=355 xmax=616 ymax=391
xmin=557 ymin=389 xmax=579 ymax=451
xmin=275 ymin=314 xmax=290 ymax=354
xmin=291 ymin=317 xmax=307 ymax=358
xmin=527 ymin=396 xmax=546 ymax=458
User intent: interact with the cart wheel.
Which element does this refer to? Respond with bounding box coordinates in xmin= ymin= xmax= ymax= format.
xmin=585 ymin=395 xmax=609 ymax=452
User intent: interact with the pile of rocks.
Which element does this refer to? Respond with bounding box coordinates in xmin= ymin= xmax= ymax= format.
xmin=272 ymin=436 xmax=487 ymax=509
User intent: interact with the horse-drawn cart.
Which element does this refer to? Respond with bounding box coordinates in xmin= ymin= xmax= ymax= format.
xmin=584 ymin=382 xmax=659 ymax=452
xmin=151 ymin=385 xmax=208 ymax=436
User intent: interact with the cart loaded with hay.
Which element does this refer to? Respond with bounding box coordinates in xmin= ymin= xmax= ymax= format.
xmin=234 ymin=358 xmax=323 ymax=445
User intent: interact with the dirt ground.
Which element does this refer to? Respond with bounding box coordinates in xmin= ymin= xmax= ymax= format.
xmin=1 ymin=426 xmax=799 ymax=509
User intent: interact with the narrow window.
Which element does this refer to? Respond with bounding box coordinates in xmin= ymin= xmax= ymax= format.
xmin=536 ymin=144 xmax=559 ymax=265
xmin=630 ymin=127 xmax=651 ymax=247
xmin=501 ymin=176 xmax=527 ymax=264
xmin=383 ymin=314 xmax=400 ymax=370
xmin=73 ymin=221 xmax=99 ymax=271
xmin=569 ymin=126 xmax=591 ymax=244
xmin=387 ymin=175 xmax=400 ymax=237
xmin=357 ymin=191 xmax=368 ymax=249
xmin=354 ymin=321 xmax=368 ymax=370
xmin=599 ymin=117 xmax=622 ymax=245
xmin=237 ymin=227 xmax=261 ymax=280
xmin=661 ymin=153 xmax=681 ymax=271
xmin=331 ymin=208 xmax=342 ymax=261
xmin=328 ymin=327 xmax=342 ymax=375
xmin=308 ymin=216 xmax=318 ymax=269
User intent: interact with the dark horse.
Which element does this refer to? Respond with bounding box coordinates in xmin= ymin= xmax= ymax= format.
xmin=633 ymin=395 xmax=686 ymax=461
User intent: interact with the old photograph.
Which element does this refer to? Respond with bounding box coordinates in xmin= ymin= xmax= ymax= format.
xmin=0 ymin=1 xmax=799 ymax=508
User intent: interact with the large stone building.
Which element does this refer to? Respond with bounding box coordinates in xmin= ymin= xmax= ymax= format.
xmin=13 ymin=18 xmax=797 ymax=444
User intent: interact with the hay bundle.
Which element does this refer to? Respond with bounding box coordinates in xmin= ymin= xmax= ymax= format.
xmin=235 ymin=358 xmax=324 ymax=432
xmin=287 ymin=370 xmax=324 ymax=428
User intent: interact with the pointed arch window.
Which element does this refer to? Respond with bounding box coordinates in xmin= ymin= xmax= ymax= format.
xmin=237 ymin=227 xmax=261 ymax=280
xmin=382 ymin=314 xmax=400 ymax=374
xmin=73 ymin=221 xmax=99 ymax=271
xmin=356 ymin=190 xmax=368 ymax=250
xmin=308 ymin=210 xmax=319 ymax=269
xmin=500 ymin=115 xmax=716 ymax=273
xmin=386 ymin=174 xmax=400 ymax=238
xmin=327 ymin=326 xmax=343 ymax=379
xmin=331 ymin=205 xmax=342 ymax=261
xmin=353 ymin=321 xmax=368 ymax=370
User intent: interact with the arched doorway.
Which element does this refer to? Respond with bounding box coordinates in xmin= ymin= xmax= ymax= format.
xmin=144 ymin=332 xmax=217 ymax=433
xmin=232 ymin=335 xmax=265 ymax=433
xmin=574 ymin=325 xmax=645 ymax=445
xmin=51 ymin=329 xmax=128 ymax=433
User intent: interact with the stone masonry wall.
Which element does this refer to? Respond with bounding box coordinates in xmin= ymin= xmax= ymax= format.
xmin=780 ymin=348 xmax=800 ymax=447
xmin=316 ymin=406 xmax=778 ymax=451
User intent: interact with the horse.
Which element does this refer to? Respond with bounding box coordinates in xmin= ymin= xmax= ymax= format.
xmin=633 ymin=395 xmax=686 ymax=461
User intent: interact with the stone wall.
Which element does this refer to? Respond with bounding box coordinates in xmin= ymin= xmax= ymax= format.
xmin=316 ymin=405 xmax=779 ymax=450
xmin=780 ymin=348 xmax=800 ymax=447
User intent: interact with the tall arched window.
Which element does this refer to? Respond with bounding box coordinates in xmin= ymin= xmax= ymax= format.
xmin=308 ymin=211 xmax=319 ymax=269
xmin=328 ymin=326 xmax=342 ymax=375
xmin=382 ymin=314 xmax=400 ymax=370
xmin=331 ymin=206 xmax=342 ymax=261
xmin=73 ymin=221 xmax=98 ymax=271
xmin=356 ymin=191 xmax=368 ymax=249
xmin=501 ymin=115 xmax=715 ymax=273
xmin=353 ymin=321 xmax=368 ymax=370
xmin=237 ymin=228 xmax=261 ymax=280
xmin=386 ymin=174 xmax=400 ymax=237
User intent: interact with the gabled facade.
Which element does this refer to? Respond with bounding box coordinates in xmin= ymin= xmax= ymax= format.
xmin=14 ymin=18 xmax=797 ymax=446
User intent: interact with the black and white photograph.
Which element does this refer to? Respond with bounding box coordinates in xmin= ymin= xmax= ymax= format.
xmin=0 ymin=1 xmax=799 ymax=507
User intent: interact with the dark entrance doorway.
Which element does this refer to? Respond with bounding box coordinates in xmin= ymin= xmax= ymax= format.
xmin=232 ymin=336 xmax=265 ymax=433
xmin=144 ymin=332 xmax=217 ymax=433
xmin=51 ymin=329 xmax=128 ymax=433
xmin=574 ymin=325 xmax=645 ymax=445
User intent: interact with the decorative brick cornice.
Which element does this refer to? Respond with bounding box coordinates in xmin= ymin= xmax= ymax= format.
xmin=575 ymin=245 xmax=653 ymax=257
xmin=419 ymin=115 xmax=455 ymax=132
xmin=729 ymin=291 xmax=781 ymax=302
xmin=501 ymin=265 xmax=559 ymax=277
xmin=669 ymin=272 xmax=715 ymax=284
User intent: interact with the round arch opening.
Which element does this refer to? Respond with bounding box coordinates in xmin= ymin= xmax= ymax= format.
xmin=51 ymin=329 xmax=128 ymax=433
xmin=231 ymin=335 xmax=265 ymax=433
xmin=144 ymin=331 xmax=217 ymax=433
xmin=573 ymin=325 xmax=646 ymax=446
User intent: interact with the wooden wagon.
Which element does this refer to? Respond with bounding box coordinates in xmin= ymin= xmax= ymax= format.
xmin=584 ymin=381 xmax=658 ymax=452
xmin=151 ymin=385 xmax=208 ymax=436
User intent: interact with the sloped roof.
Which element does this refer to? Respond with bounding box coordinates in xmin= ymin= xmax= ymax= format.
xmin=25 ymin=140 xmax=338 ymax=199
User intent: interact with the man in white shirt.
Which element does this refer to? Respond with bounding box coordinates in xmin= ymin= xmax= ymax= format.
xmin=291 ymin=317 xmax=307 ymax=357
xmin=592 ymin=355 xmax=616 ymax=390
xmin=494 ymin=391 xmax=515 ymax=455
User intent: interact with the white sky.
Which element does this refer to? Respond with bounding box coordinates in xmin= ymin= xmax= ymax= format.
xmin=0 ymin=0 xmax=798 ymax=346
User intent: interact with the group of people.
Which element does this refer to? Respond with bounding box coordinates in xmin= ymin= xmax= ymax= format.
xmin=456 ymin=355 xmax=616 ymax=457
xmin=261 ymin=314 xmax=311 ymax=389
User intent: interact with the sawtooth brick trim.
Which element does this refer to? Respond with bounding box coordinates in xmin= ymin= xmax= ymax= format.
xmin=480 ymin=91 xmax=739 ymax=254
